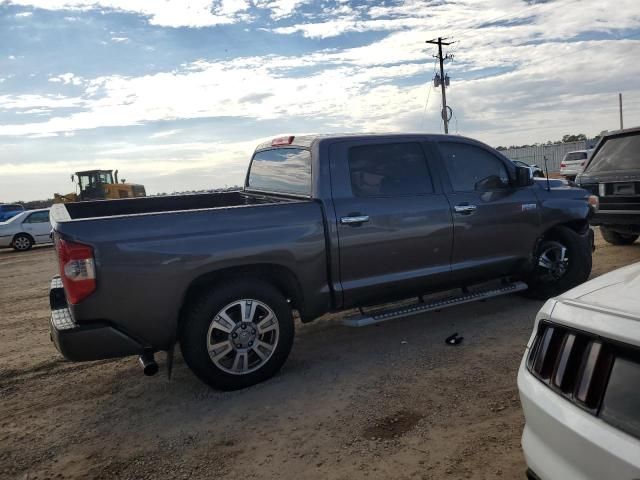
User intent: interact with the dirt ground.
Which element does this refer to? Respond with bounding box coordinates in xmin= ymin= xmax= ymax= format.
xmin=2 ymin=231 xmax=640 ymax=480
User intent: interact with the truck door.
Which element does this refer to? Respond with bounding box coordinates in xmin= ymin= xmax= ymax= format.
xmin=434 ymin=140 xmax=540 ymax=284
xmin=329 ymin=139 xmax=454 ymax=308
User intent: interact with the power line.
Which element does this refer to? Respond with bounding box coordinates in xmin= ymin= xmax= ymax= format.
xmin=421 ymin=54 xmax=438 ymax=131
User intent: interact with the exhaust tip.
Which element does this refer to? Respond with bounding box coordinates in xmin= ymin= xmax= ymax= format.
xmin=138 ymin=352 xmax=159 ymax=376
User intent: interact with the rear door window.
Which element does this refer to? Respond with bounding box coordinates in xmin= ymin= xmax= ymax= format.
xmin=247 ymin=148 xmax=311 ymax=196
xmin=439 ymin=142 xmax=510 ymax=192
xmin=348 ymin=142 xmax=433 ymax=197
xmin=24 ymin=211 xmax=50 ymax=223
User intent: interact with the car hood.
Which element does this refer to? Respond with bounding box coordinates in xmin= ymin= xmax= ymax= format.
xmin=557 ymin=261 xmax=640 ymax=319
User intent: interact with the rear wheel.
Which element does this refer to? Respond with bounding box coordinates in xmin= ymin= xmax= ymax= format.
xmin=180 ymin=280 xmax=294 ymax=390
xmin=600 ymin=226 xmax=638 ymax=245
xmin=526 ymin=227 xmax=592 ymax=299
xmin=12 ymin=234 xmax=33 ymax=252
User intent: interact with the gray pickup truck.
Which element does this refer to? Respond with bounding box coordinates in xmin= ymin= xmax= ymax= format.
xmin=49 ymin=134 xmax=596 ymax=390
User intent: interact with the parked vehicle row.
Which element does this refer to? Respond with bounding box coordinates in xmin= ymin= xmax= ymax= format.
xmin=0 ymin=208 xmax=52 ymax=251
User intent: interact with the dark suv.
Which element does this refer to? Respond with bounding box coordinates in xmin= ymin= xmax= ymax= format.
xmin=577 ymin=127 xmax=640 ymax=245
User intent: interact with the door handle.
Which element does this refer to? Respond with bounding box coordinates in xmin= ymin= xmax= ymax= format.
xmin=454 ymin=204 xmax=477 ymax=214
xmin=340 ymin=215 xmax=370 ymax=225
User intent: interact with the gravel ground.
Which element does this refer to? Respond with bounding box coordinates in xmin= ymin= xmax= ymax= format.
xmin=1 ymin=231 xmax=639 ymax=480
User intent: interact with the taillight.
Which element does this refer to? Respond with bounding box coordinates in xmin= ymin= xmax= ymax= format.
xmin=56 ymin=237 xmax=96 ymax=304
xmin=560 ymin=162 xmax=567 ymax=168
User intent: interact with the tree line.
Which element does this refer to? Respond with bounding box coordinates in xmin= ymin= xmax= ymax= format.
xmin=496 ymin=133 xmax=591 ymax=151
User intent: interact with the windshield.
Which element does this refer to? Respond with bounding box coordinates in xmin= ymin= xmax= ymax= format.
xmin=586 ymin=133 xmax=640 ymax=173
xmin=79 ymin=171 xmax=113 ymax=190
xmin=247 ymin=148 xmax=312 ymax=196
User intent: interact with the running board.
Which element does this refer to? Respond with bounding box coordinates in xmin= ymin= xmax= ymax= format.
xmin=342 ymin=281 xmax=528 ymax=327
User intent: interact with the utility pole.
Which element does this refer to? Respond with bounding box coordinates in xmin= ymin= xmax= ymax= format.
xmin=619 ymin=93 xmax=624 ymax=130
xmin=426 ymin=37 xmax=454 ymax=133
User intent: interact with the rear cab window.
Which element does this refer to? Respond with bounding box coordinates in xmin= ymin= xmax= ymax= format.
xmin=247 ymin=148 xmax=312 ymax=196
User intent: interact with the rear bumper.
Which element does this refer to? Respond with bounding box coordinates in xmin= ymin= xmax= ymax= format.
xmin=590 ymin=212 xmax=640 ymax=230
xmin=49 ymin=276 xmax=145 ymax=361
xmin=518 ymin=355 xmax=640 ymax=480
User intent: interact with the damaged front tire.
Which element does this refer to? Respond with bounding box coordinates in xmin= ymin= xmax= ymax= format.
xmin=525 ymin=226 xmax=592 ymax=300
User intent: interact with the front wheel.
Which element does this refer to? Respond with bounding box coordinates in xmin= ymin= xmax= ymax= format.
xmin=180 ymin=280 xmax=294 ymax=390
xmin=12 ymin=234 xmax=33 ymax=251
xmin=525 ymin=227 xmax=592 ymax=300
xmin=600 ymin=226 xmax=638 ymax=245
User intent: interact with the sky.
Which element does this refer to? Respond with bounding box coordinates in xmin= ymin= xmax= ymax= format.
xmin=1 ymin=0 xmax=639 ymax=202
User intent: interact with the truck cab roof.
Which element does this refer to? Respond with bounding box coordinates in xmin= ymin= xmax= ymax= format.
xmin=253 ymin=133 xmax=486 ymax=152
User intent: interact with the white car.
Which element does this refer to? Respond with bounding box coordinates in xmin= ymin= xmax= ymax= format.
xmin=0 ymin=208 xmax=52 ymax=251
xmin=518 ymin=262 xmax=640 ymax=480
xmin=560 ymin=150 xmax=591 ymax=180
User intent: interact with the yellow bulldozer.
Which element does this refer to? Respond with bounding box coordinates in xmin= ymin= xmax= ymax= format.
xmin=54 ymin=169 xmax=146 ymax=203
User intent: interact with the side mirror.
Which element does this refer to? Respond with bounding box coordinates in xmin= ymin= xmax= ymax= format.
xmin=475 ymin=175 xmax=508 ymax=191
xmin=514 ymin=166 xmax=533 ymax=187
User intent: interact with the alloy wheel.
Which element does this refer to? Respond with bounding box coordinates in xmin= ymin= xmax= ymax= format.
xmin=537 ymin=241 xmax=569 ymax=283
xmin=206 ymin=299 xmax=280 ymax=375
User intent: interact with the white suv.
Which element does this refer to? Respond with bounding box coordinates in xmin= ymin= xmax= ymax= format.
xmin=518 ymin=262 xmax=640 ymax=480
xmin=560 ymin=150 xmax=590 ymax=180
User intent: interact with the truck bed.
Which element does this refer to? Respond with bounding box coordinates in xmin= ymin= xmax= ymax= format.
xmin=57 ymin=190 xmax=294 ymax=221
xmin=48 ymin=189 xmax=330 ymax=351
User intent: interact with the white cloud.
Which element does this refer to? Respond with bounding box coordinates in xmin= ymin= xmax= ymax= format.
xmin=48 ymin=72 xmax=84 ymax=85
xmin=111 ymin=36 xmax=129 ymax=43
xmin=7 ymin=0 xmax=244 ymax=27
xmin=0 ymin=93 xmax=84 ymax=111
xmin=149 ymin=129 xmax=182 ymax=139
xmin=254 ymin=0 xmax=309 ymax=19
xmin=15 ymin=11 xmax=33 ymax=17
xmin=8 ymin=0 xmax=315 ymax=24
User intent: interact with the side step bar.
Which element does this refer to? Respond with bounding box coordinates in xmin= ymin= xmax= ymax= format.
xmin=342 ymin=281 xmax=528 ymax=327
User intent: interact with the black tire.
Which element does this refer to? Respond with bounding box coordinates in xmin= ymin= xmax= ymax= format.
xmin=12 ymin=233 xmax=33 ymax=251
xmin=600 ymin=227 xmax=638 ymax=246
xmin=180 ymin=280 xmax=294 ymax=391
xmin=526 ymin=226 xmax=592 ymax=300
